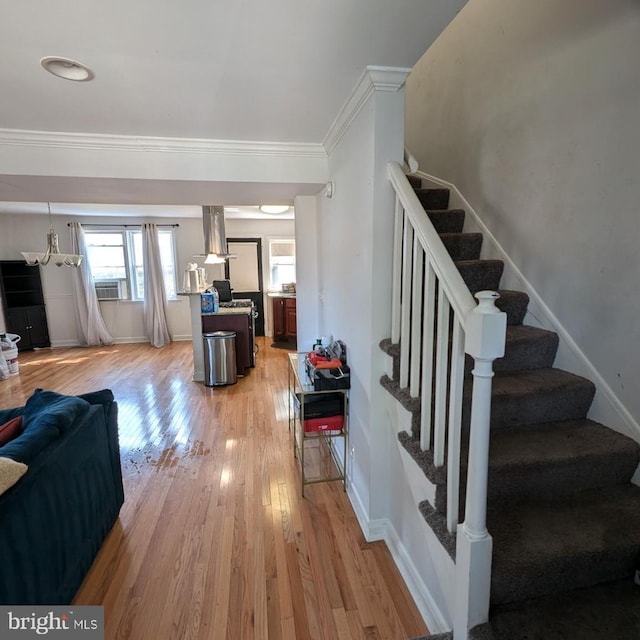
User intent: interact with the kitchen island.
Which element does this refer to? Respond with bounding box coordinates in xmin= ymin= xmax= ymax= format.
xmin=179 ymin=293 xmax=255 ymax=382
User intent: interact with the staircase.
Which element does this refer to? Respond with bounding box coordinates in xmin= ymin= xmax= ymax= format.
xmin=381 ymin=175 xmax=640 ymax=639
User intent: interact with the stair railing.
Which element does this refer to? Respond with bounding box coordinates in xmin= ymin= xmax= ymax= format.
xmin=387 ymin=161 xmax=506 ymax=638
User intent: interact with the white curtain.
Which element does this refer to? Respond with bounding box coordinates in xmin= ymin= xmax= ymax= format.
xmin=69 ymin=222 xmax=114 ymax=346
xmin=142 ymin=223 xmax=171 ymax=348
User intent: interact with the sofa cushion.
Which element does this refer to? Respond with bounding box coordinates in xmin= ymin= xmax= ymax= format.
xmin=77 ymin=388 xmax=115 ymax=407
xmin=24 ymin=389 xmax=91 ymax=435
xmin=0 ymin=390 xmax=90 ymax=464
xmin=0 ymin=457 xmax=27 ymax=496
xmin=0 ymin=416 xmax=23 ymax=446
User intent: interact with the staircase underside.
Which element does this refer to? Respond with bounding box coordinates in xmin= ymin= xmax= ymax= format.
xmin=386 ymin=176 xmax=640 ymax=639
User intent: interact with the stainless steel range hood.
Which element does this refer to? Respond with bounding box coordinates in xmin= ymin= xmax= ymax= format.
xmin=202 ymin=205 xmax=230 ymax=263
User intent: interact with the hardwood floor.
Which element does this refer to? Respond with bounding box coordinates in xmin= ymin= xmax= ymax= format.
xmin=0 ymin=338 xmax=428 ymax=640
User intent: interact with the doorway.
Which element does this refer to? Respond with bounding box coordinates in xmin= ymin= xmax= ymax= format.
xmin=224 ymin=238 xmax=265 ymax=336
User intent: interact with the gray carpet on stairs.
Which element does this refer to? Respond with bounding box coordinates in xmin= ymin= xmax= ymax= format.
xmin=385 ymin=184 xmax=640 ymax=640
xmin=410 ymin=580 xmax=640 ymax=639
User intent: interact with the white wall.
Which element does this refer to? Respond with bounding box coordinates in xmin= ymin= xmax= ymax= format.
xmin=293 ymin=195 xmax=321 ymax=351
xmin=317 ymin=67 xmax=455 ymax=626
xmin=0 ymin=212 xmax=298 ymax=345
xmin=320 ymin=94 xmax=377 ymax=513
xmin=406 ymin=0 xmax=640 ymax=432
xmin=0 ymin=212 xmax=202 ymax=344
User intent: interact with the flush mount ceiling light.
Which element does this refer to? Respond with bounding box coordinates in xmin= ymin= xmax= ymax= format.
xmin=259 ymin=205 xmax=290 ymax=214
xmin=21 ymin=203 xmax=83 ymax=268
xmin=40 ymin=56 xmax=94 ymax=82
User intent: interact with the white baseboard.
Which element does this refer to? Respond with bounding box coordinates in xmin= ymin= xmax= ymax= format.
xmin=348 ymin=460 xmax=450 ymax=634
xmin=349 ymin=491 xmax=450 ymax=634
xmin=50 ymin=335 xmax=192 ymax=348
xmin=417 ymin=170 xmax=640 ymax=445
xmin=49 ymin=339 xmax=83 ymax=348
xmin=383 ymin=517 xmax=451 ymax=634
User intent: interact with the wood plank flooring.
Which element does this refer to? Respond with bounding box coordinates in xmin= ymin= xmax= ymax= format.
xmin=0 ymin=338 xmax=428 ymax=640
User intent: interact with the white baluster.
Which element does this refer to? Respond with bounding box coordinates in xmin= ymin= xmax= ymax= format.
xmin=420 ymin=264 xmax=436 ymax=451
xmin=399 ymin=223 xmax=413 ymax=389
xmin=410 ymin=237 xmax=424 ymax=397
xmin=446 ymin=317 xmax=465 ymax=533
xmin=391 ymin=197 xmax=403 ymax=344
xmin=433 ymin=282 xmax=450 ymax=467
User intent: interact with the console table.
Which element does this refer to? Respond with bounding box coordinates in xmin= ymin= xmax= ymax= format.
xmin=288 ymin=352 xmax=348 ymax=495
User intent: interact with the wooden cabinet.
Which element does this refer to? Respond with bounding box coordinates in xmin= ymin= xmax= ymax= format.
xmin=202 ymin=311 xmax=253 ymax=374
xmin=6 ymin=306 xmax=50 ymax=350
xmin=285 ymin=300 xmax=297 ymax=337
xmin=0 ymin=260 xmax=50 ymax=351
xmin=272 ymin=296 xmax=296 ymax=342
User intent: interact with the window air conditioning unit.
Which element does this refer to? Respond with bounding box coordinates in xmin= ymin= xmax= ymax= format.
xmin=95 ymin=280 xmax=122 ymax=301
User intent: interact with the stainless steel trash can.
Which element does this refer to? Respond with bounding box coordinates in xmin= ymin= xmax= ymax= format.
xmin=203 ymin=331 xmax=237 ymax=386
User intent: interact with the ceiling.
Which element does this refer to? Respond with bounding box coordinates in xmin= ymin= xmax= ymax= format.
xmin=0 ymin=0 xmax=462 ymax=217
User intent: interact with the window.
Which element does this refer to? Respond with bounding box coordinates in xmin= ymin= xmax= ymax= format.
xmin=268 ymin=239 xmax=296 ymax=291
xmin=85 ymin=228 xmax=177 ymax=300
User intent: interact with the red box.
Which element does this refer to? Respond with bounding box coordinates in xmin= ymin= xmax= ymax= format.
xmin=304 ymin=414 xmax=344 ymax=433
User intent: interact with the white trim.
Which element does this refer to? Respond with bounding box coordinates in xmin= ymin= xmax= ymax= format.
xmin=348 ymin=395 xmax=452 ymax=634
xmin=323 ymin=66 xmax=411 ymax=155
xmin=347 ymin=482 xmax=373 ymax=539
xmin=44 ymin=293 xmax=73 ymax=300
xmin=417 ymin=170 xmax=640 ymax=444
xmin=383 ymin=517 xmax=451 ymax=635
xmin=49 ymin=334 xmax=192 ymax=349
xmin=49 ymin=339 xmax=83 ymax=348
xmin=348 ymin=483 xmax=450 ymax=634
xmin=0 ymin=128 xmax=327 ymax=159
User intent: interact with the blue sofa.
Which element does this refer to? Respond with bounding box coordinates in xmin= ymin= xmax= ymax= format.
xmin=0 ymin=388 xmax=124 ymax=604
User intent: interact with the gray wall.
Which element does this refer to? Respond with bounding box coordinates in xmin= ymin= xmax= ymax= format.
xmin=406 ymin=0 xmax=640 ymax=431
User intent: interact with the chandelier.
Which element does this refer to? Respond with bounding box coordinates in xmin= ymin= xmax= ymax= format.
xmin=21 ymin=203 xmax=83 ymax=268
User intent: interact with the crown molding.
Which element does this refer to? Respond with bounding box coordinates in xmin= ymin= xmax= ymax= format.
xmin=0 ymin=128 xmax=327 ymax=159
xmin=323 ymin=66 xmax=411 ymax=155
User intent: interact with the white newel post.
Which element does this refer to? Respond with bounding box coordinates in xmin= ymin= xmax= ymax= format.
xmin=454 ymin=291 xmax=506 ymax=640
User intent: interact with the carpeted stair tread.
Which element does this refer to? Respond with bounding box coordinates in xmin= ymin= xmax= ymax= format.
xmin=455 ymin=259 xmax=504 ymax=292
xmin=418 ymin=499 xmax=457 ymax=558
xmin=385 ymin=176 xmax=640 ymax=638
xmin=379 ymin=338 xmax=399 ymax=359
xmin=380 ymin=374 xmax=420 ymax=413
xmin=440 ymin=232 xmax=483 ymax=261
xmin=401 ymin=418 xmax=639 ymax=520
xmin=494 ymin=290 xmax=529 ymax=326
xmin=413 ymin=580 xmax=640 ymax=639
xmin=488 ymin=484 xmax=640 ymax=604
xmin=487 ymin=419 xmax=640 ymax=504
xmin=410 ymin=624 xmax=493 ymax=640
xmin=486 ymin=579 xmax=640 ymax=640
xmin=491 ymin=325 xmax=559 ymax=372
xmin=406 ymin=174 xmax=422 ymax=189
xmin=415 ymin=188 xmax=450 ymax=210
xmin=467 ymin=368 xmax=595 ymax=429
xmin=399 ymin=430 xmax=446 ymax=486
xmin=464 ymin=325 xmax=560 ymax=375
xmin=427 ymin=209 xmax=466 ymax=234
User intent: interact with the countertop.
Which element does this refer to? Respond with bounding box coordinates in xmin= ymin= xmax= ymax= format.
xmin=267 ymin=292 xmax=296 ymax=298
xmin=201 ymin=307 xmax=252 ymax=316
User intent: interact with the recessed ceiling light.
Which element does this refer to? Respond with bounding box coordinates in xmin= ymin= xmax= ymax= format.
xmin=259 ymin=205 xmax=290 ymax=214
xmin=40 ymin=56 xmax=94 ymax=82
